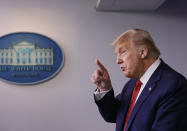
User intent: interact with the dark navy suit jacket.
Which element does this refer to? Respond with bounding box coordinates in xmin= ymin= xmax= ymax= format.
xmin=95 ymin=60 xmax=187 ymax=131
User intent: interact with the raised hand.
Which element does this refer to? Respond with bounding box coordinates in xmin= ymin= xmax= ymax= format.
xmin=91 ymin=59 xmax=112 ymax=92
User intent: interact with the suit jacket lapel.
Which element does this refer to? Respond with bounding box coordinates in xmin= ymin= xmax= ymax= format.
xmin=125 ymin=60 xmax=165 ymax=131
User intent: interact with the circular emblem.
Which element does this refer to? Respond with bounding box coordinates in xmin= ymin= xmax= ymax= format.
xmin=0 ymin=32 xmax=64 ymax=85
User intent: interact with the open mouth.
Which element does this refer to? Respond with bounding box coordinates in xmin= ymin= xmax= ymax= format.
xmin=120 ymin=67 xmax=126 ymax=71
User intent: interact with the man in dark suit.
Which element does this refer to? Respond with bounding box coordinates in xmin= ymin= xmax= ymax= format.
xmin=91 ymin=29 xmax=187 ymax=131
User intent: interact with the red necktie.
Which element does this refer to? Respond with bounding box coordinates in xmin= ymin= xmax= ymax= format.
xmin=123 ymin=80 xmax=142 ymax=131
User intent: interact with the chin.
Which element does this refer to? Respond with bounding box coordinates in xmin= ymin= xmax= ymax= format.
xmin=124 ymin=72 xmax=134 ymax=79
xmin=123 ymin=72 xmax=130 ymax=78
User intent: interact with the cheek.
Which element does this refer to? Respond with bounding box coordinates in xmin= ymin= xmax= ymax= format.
xmin=126 ymin=56 xmax=138 ymax=68
xmin=125 ymin=55 xmax=134 ymax=64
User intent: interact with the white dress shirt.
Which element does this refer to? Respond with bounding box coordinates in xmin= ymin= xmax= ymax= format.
xmin=94 ymin=58 xmax=161 ymax=102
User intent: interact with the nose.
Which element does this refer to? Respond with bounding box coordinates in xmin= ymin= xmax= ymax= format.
xmin=116 ymin=55 xmax=123 ymax=64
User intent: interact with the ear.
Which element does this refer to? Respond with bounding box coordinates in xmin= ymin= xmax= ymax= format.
xmin=138 ymin=46 xmax=148 ymax=59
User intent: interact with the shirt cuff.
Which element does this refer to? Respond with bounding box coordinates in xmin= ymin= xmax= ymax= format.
xmin=94 ymin=88 xmax=111 ymax=101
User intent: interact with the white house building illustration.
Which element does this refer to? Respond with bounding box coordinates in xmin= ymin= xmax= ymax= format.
xmin=0 ymin=41 xmax=54 ymax=66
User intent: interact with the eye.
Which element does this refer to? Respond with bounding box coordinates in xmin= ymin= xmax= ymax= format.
xmin=118 ymin=48 xmax=127 ymax=55
xmin=120 ymin=50 xmax=126 ymax=55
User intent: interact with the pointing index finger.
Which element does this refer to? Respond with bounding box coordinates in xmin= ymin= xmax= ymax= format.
xmin=95 ymin=59 xmax=106 ymax=71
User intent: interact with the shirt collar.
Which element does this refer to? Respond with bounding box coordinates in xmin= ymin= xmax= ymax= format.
xmin=140 ymin=58 xmax=161 ymax=86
